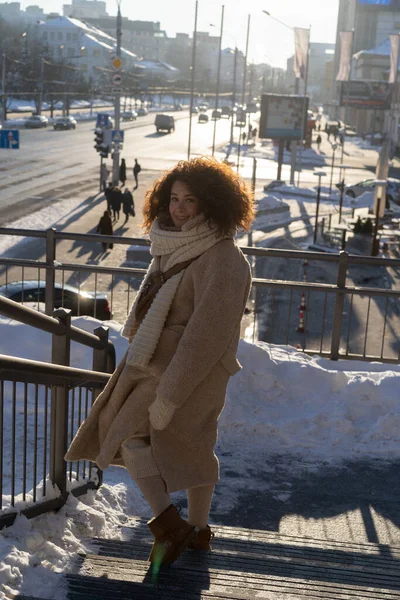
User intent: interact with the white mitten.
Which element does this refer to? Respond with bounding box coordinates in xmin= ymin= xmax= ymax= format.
xmin=149 ymin=397 xmax=176 ymax=430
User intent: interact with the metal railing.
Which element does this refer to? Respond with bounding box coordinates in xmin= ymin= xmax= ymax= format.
xmin=0 ymin=296 xmax=115 ymax=529
xmin=1 ymin=227 xmax=400 ymax=363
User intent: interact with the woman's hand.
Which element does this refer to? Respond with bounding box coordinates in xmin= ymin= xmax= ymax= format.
xmin=149 ymin=397 xmax=176 ymax=430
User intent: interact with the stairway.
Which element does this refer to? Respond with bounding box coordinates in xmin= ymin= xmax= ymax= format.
xmin=17 ymin=519 xmax=400 ymax=599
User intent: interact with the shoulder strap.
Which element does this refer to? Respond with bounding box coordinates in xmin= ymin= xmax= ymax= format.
xmin=161 ymin=255 xmax=199 ymax=283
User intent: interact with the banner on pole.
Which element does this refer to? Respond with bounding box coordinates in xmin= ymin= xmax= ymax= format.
xmin=336 ymin=31 xmax=353 ymax=81
xmin=259 ymin=94 xmax=309 ymax=140
xmin=294 ymin=27 xmax=310 ymax=80
xmin=389 ymin=34 xmax=400 ymax=84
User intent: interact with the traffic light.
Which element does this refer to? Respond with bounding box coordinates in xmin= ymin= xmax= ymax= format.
xmin=94 ymin=127 xmax=104 ymax=152
xmin=94 ymin=127 xmax=110 ymax=158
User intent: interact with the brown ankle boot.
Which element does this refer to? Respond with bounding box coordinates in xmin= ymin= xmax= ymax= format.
xmin=187 ymin=525 xmax=214 ymax=551
xmin=147 ymin=504 xmax=197 ymax=565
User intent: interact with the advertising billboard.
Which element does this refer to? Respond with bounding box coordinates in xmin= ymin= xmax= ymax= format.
xmin=259 ymin=94 xmax=309 ymax=140
xmin=340 ymin=81 xmax=392 ymax=109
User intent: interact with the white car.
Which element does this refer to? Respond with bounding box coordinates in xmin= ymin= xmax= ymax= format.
xmin=337 ymin=178 xmax=400 ymax=204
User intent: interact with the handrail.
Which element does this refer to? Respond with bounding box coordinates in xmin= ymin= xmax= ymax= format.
xmin=0 ymin=354 xmax=110 ymax=387
xmin=0 ymin=295 xmax=115 ymax=353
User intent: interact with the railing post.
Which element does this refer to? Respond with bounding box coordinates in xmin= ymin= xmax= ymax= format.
xmin=330 ymin=251 xmax=348 ymax=361
xmin=91 ymin=325 xmax=113 ymax=491
xmin=45 ymin=228 xmax=56 ymax=316
xmin=50 ymin=308 xmax=71 ymax=499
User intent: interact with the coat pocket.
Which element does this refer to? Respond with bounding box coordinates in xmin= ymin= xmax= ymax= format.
xmin=219 ymin=349 xmax=242 ymax=375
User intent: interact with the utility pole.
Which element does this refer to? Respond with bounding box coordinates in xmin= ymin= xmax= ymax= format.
xmin=188 ymin=0 xmax=198 ymax=160
xmin=112 ymin=1 xmax=122 ymax=186
xmin=212 ymin=4 xmax=224 ymax=157
xmin=38 ymin=57 xmax=44 ymax=116
xmin=237 ymin=14 xmax=251 ymax=172
xmin=229 ymin=47 xmax=238 ymax=146
xmin=290 ymin=77 xmax=300 ymax=184
xmin=1 ymin=53 xmax=6 ymax=124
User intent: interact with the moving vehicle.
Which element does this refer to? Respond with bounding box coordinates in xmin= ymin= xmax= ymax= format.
xmin=220 ymin=106 xmax=232 ymax=118
xmin=199 ymin=102 xmax=209 ymax=110
xmin=155 ymin=114 xmax=175 ymax=133
xmin=0 ymin=281 xmax=112 ymax=320
xmin=191 ymin=106 xmax=199 ymax=114
xmin=336 ymin=178 xmax=400 ymax=204
xmin=211 ymin=109 xmax=222 ymax=120
xmin=174 ymin=104 xmax=183 ymax=111
xmin=121 ymin=110 xmax=137 ymax=121
xmin=24 ymin=115 xmax=48 ymax=128
xmin=198 ymin=113 xmax=209 ymax=124
xmin=53 ymin=116 xmax=77 ymax=130
xmin=137 ymin=107 xmax=148 ymax=116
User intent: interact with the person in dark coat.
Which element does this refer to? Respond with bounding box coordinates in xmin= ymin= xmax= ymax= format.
xmin=105 ymin=182 xmax=113 ymax=213
xmin=119 ymin=158 xmax=127 ymax=187
xmin=122 ymin=188 xmax=135 ymax=223
xmin=110 ymin=186 xmax=122 ymax=221
xmin=96 ymin=210 xmax=113 ymax=252
xmin=316 ymin=134 xmax=322 ymax=151
xmin=133 ymin=158 xmax=141 ymax=189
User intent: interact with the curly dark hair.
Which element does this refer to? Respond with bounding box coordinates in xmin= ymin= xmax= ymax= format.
xmin=142 ymin=157 xmax=255 ymax=235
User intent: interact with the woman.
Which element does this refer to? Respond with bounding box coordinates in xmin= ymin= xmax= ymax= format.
xmin=96 ymin=210 xmax=113 ymax=252
xmin=66 ymin=157 xmax=254 ymax=566
xmin=122 ymin=187 xmax=135 ymax=223
xmin=119 ymin=158 xmax=127 ymax=187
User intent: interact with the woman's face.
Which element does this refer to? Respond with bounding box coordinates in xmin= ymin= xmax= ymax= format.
xmin=169 ymin=180 xmax=200 ymax=228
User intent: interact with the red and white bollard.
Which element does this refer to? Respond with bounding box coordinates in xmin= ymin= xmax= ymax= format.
xmin=296 ymin=310 xmax=305 ymax=332
xmin=303 ymin=270 xmax=307 ymax=282
xmin=299 ymin=292 xmax=307 ymax=311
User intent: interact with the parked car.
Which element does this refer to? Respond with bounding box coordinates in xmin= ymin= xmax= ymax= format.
xmin=137 ymin=107 xmax=148 ymax=116
xmin=191 ymin=106 xmax=199 ymax=114
xmin=211 ymin=109 xmax=222 ymax=120
xmin=246 ymin=102 xmax=260 ymax=113
xmin=199 ymin=102 xmax=209 ymax=111
xmin=0 ymin=281 xmax=112 ymax=320
xmin=336 ymin=178 xmax=400 ymax=204
xmin=24 ymin=115 xmax=48 ymax=128
xmin=121 ymin=110 xmax=137 ymax=121
xmin=174 ymin=103 xmax=183 ymax=111
xmin=198 ymin=113 xmax=209 ymax=124
xmin=53 ymin=116 xmax=77 ymax=130
xmin=155 ymin=114 xmax=175 ymax=133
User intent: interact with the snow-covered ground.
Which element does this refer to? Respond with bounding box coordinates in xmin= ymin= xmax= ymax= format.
xmin=0 ymin=315 xmax=400 ymax=599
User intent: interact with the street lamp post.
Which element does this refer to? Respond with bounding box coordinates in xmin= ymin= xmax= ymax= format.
xmin=112 ymin=2 xmax=122 ymax=187
xmin=337 ymin=164 xmax=350 ymax=223
xmin=211 ymin=6 xmax=225 ymax=157
xmin=329 ymin=142 xmax=338 ymax=195
xmin=313 ymin=170 xmax=327 ymax=244
xmin=187 ymin=0 xmax=199 ymax=160
xmin=371 ymin=179 xmax=387 ymax=257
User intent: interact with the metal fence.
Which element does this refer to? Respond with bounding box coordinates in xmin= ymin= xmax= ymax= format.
xmin=0 ymin=296 xmax=114 ymax=529
xmin=1 ymin=227 xmax=400 ymax=363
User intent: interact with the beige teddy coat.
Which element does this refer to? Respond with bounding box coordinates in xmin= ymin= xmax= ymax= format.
xmin=65 ymin=239 xmax=251 ymax=492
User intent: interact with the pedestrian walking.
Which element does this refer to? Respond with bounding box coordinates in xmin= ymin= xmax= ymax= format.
xmin=101 ymin=163 xmax=110 ymax=191
xmin=65 ymin=156 xmax=254 ymax=567
xmin=105 ymin=182 xmax=113 ymax=213
xmin=96 ymin=210 xmax=113 ymax=252
xmin=242 ymin=131 xmax=247 ymax=144
xmin=316 ymin=134 xmax=322 ymax=151
xmin=133 ymin=158 xmax=141 ymax=189
xmin=122 ymin=188 xmax=135 ymax=223
xmin=119 ymin=158 xmax=127 ymax=187
xmin=110 ymin=186 xmax=122 ymax=221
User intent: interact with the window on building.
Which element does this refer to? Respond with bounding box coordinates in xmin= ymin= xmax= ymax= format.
xmin=93 ymin=49 xmax=100 ymax=57
xmin=57 ymin=32 xmax=62 ymax=41
xmin=42 ymin=31 xmax=48 ymax=40
xmin=50 ymin=32 xmax=55 ymax=41
xmin=72 ymin=33 xmax=78 ymax=41
xmin=66 ymin=33 xmax=71 ymax=41
xmin=67 ymin=47 xmax=74 ymax=57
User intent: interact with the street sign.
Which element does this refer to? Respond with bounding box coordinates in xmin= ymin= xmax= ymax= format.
xmin=112 ymin=72 xmax=122 ymax=86
xmin=0 ymin=130 xmax=19 ymax=149
xmin=112 ymin=130 xmax=125 ymax=143
xmin=112 ymin=57 xmax=123 ymax=70
xmin=96 ymin=113 xmax=111 ymax=128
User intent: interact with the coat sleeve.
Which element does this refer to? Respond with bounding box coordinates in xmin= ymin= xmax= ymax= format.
xmin=156 ymin=243 xmax=251 ymax=409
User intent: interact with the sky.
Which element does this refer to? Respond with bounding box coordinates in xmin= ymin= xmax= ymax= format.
xmin=21 ymin=0 xmax=340 ymax=68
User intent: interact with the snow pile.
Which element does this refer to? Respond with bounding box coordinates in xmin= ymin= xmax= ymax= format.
xmin=0 ymin=317 xmax=400 ymax=598
xmin=221 ymin=340 xmax=400 ymax=460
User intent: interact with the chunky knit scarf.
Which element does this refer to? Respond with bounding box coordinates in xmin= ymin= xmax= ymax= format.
xmin=122 ymin=214 xmax=226 ymax=368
